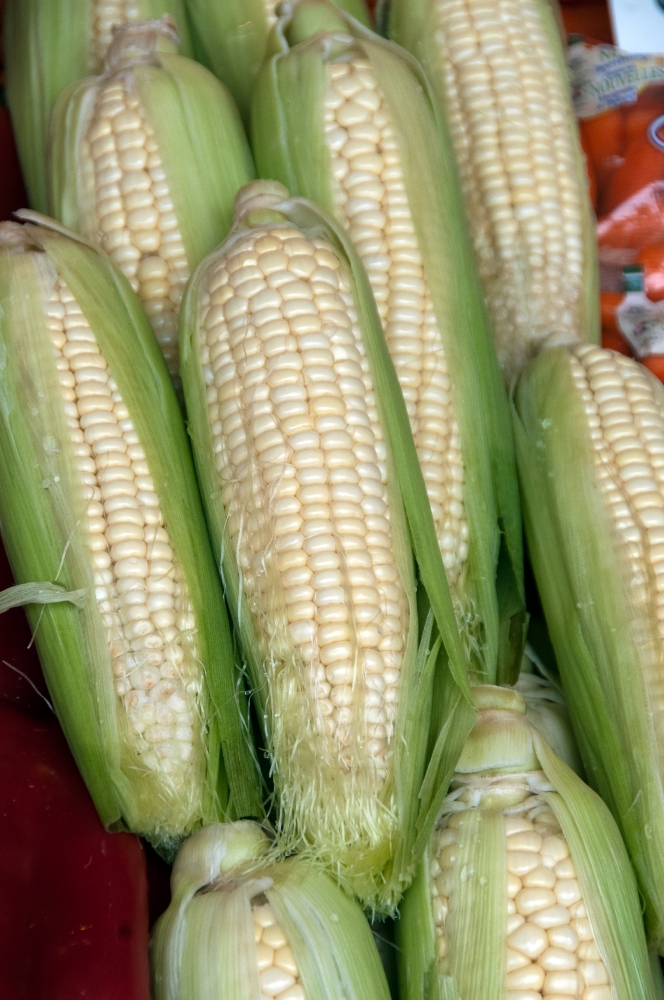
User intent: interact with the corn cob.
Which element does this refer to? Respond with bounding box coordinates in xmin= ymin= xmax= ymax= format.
xmin=386 ymin=0 xmax=599 ymax=383
xmin=48 ymin=16 xmax=253 ymax=386
xmin=0 ymin=215 xmax=261 ymax=855
xmin=398 ymin=686 xmax=657 ymax=1000
xmin=180 ymin=179 xmax=477 ymax=910
xmin=151 ymin=822 xmax=392 ymax=1000
xmin=512 ymin=342 xmax=664 ymax=953
xmin=4 ymin=0 xmax=192 ymax=216
xmin=184 ymin=0 xmax=370 ymax=124
xmin=251 ymin=0 xmax=525 ymax=684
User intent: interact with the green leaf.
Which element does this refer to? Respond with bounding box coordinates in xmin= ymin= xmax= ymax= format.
xmin=270 ymin=861 xmax=392 ymax=1000
xmin=136 ymin=52 xmax=254 ymax=267
xmin=396 ymin=848 xmax=437 ymax=1000
xmin=446 ymin=809 xmax=506 ymax=1000
xmin=0 ymin=581 xmax=88 ymax=613
xmin=187 ymin=0 xmax=369 ymax=123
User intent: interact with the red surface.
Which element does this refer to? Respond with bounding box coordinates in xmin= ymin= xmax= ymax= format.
xmin=560 ymin=0 xmax=614 ymax=44
xmin=0 ymin=545 xmax=52 ymax=714
xmin=0 ymin=106 xmax=27 ymax=221
xmin=644 ymin=355 xmax=664 ymax=379
xmin=0 ymin=703 xmax=151 ymax=1000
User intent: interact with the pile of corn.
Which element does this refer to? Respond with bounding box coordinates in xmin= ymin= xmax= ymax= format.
xmin=4 ymin=0 xmax=664 ymax=997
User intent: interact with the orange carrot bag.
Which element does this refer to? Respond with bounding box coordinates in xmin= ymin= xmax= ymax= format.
xmin=570 ymin=40 xmax=664 ymax=369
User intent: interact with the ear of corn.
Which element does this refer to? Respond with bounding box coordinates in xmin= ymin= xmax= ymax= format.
xmin=180 ymin=178 xmax=476 ymax=910
xmin=513 ymin=343 xmax=664 ymax=953
xmin=152 ymin=821 xmax=392 ymax=1000
xmin=386 ymin=0 xmax=599 ymax=383
xmin=4 ymin=0 xmax=193 ymax=215
xmin=398 ymin=686 xmax=657 ymax=1000
xmin=184 ymin=0 xmax=370 ymax=125
xmin=49 ymin=16 xmax=254 ymax=385
xmin=250 ymin=1 xmax=526 ymax=688
xmin=0 ymin=215 xmax=262 ymax=856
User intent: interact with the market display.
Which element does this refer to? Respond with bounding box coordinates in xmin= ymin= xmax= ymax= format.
xmin=2 ymin=0 xmax=662 ymax=997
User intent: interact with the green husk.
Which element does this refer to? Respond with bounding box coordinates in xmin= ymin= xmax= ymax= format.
xmin=385 ymin=0 xmax=599 ymax=379
xmin=398 ymin=686 xmax=656 ymax=1000
xmin=250 ymin=0 xmax=526 ymax=689
xmin=152 ymin=822 xmax=392 ymax=1000
xmin=0 ymin=215 xmax=261 ymax=857
xmin=0 ymin=581 xmax=88 ymax=614
xmin=4 ymin=0 xmax=193 ymax=215
xmin=513 ymin=345 xmax=664 ymax=952
xmin=184 ymin=0 xmax=370 ymax=124
xmin=181 ymin=180 xmax=475 ymax=911
xmin=49 ymin=16 xmax=253 ymax=273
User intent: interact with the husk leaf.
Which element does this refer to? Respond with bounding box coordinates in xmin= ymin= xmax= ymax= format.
xmin=0 ymin=581 xmax=88 ymax=613
xmin=134 ymin=51 xmax=254 ymax=266
xmin=535 ymin=733 xmax=655 ymax=1000
xmin=185 ymin=0 xmax=369 ymax=123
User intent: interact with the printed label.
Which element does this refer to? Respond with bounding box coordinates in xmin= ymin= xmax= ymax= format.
xmin=616 ymin=297 xmax=664 ymax=356
xmin=568 ymin=41 xmax=664 ymax=119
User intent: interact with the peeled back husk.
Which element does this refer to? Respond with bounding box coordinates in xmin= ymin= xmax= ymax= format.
xmin=151 ymin=821 xmax=392 ymax=1000
xmin=398 ymin=685 xmax=657 ymax=1000
xmin=185 ymin=0 xmax=370 ymax=124
xmin=512 ymin=342 xmax=664 ymax=953
xmin=4 ymin=0 xmax=193 ymax=215
xmin=251 ymin=0 xmax=526 ymax=688
xmin=48 ymin=16 xmax=253 ymax=384
xmin=0 ymin=214 xmax=261 ymax=857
